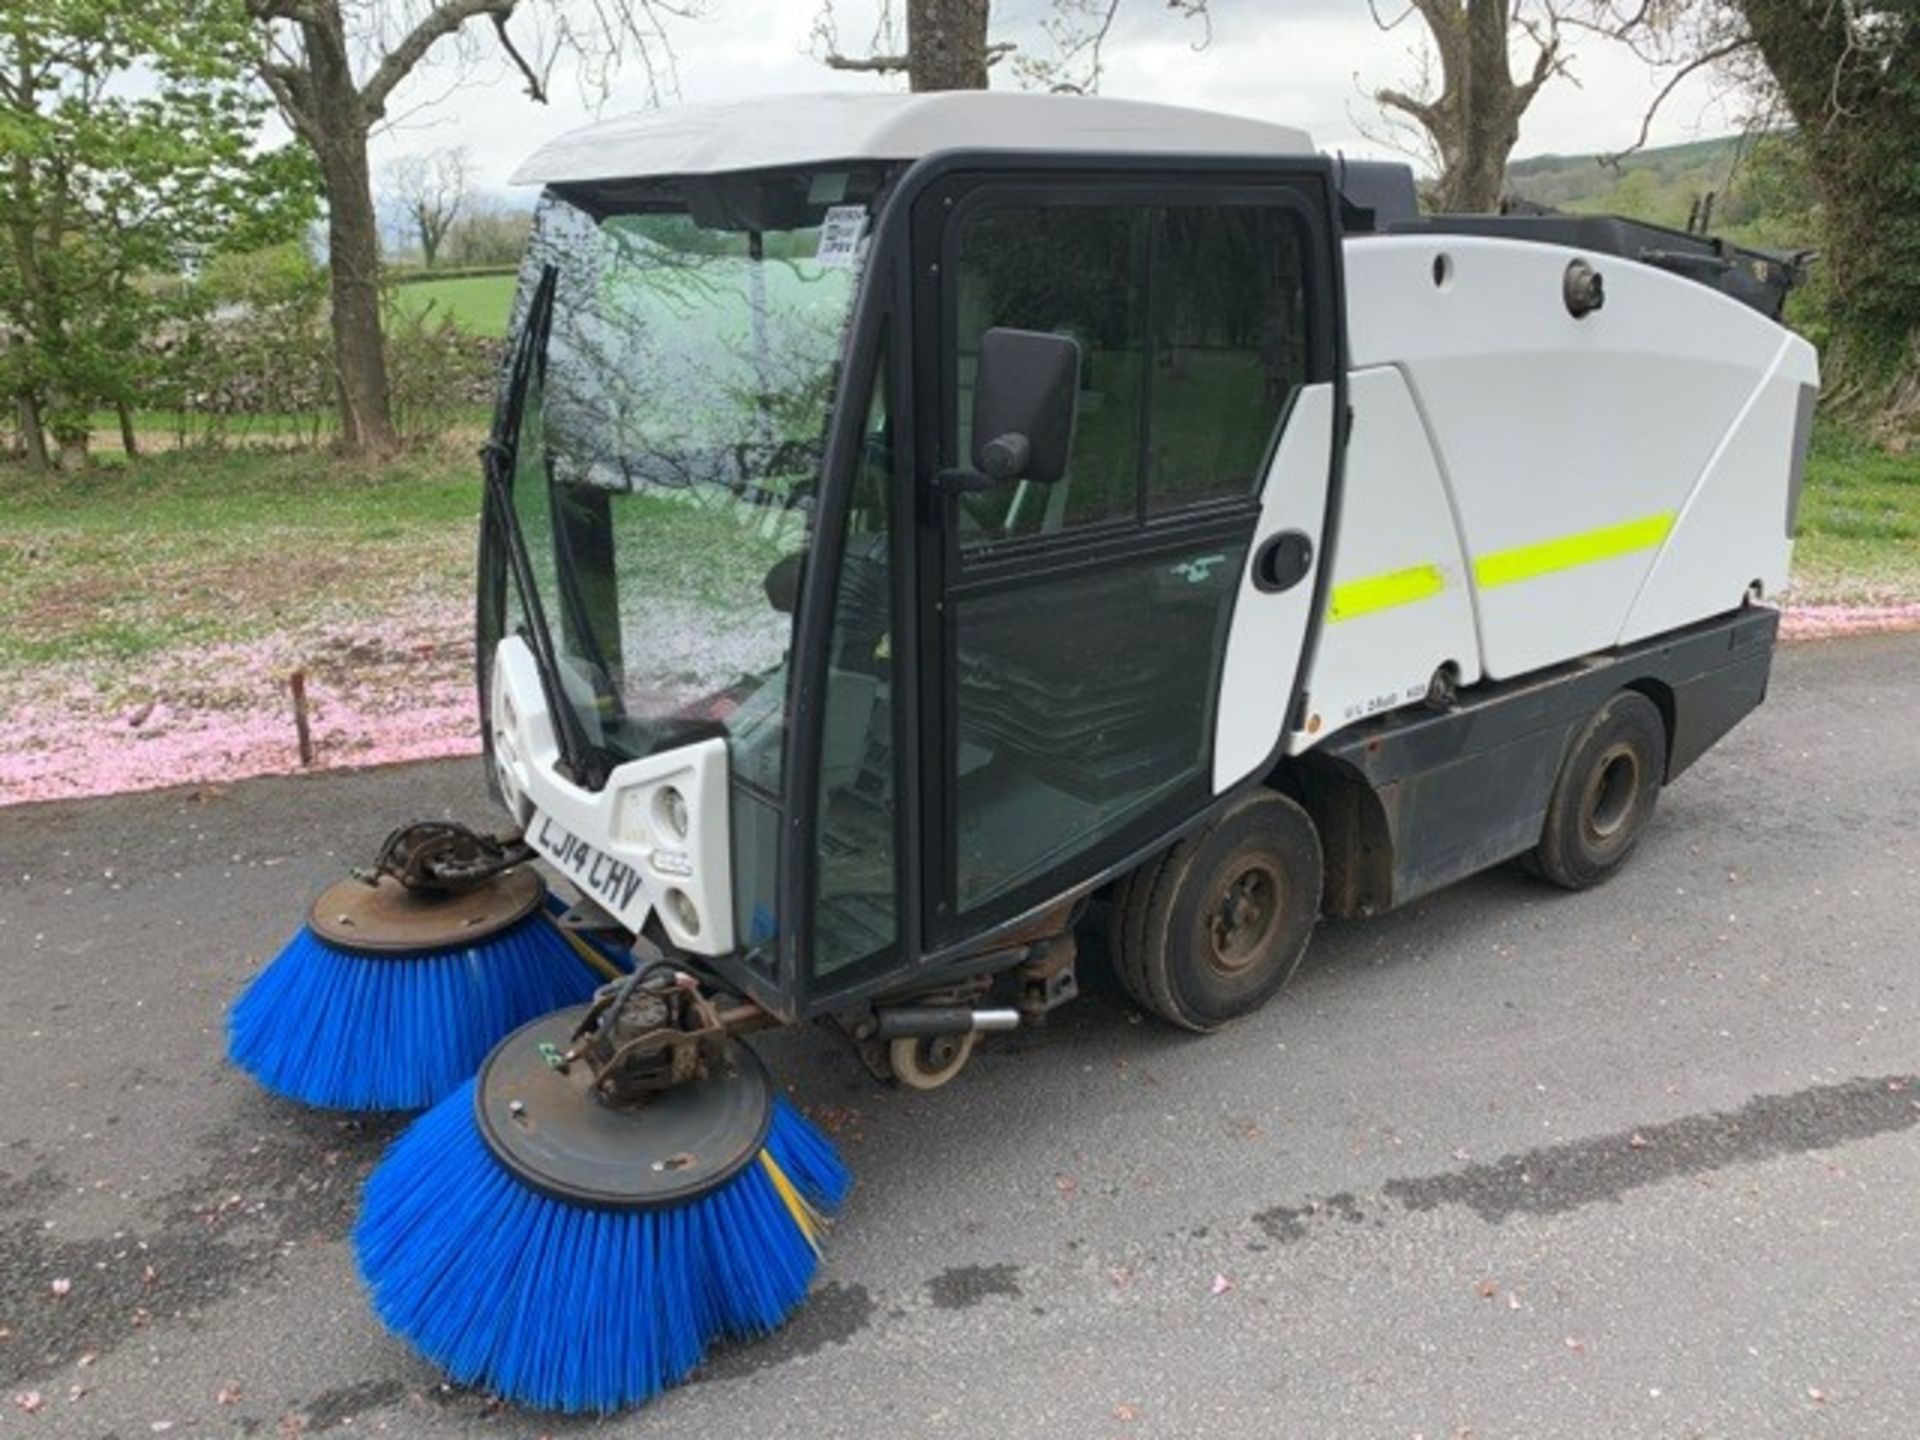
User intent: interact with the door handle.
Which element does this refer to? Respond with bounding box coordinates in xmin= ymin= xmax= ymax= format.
xmin=1252 ymin=530 xmax=1314 ymax=593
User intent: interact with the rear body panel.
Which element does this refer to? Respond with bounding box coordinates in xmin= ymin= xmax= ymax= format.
xmin=1326 ymin=234 xmax=1814 ymax=703
xmin=1299 ymin=604 xmax=1779 ymax=917
xmin=1285 ymin=364 xmax=1483 ymax=744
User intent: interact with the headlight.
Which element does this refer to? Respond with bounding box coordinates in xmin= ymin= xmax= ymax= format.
xmin=664 ymin=888 xmax=701 ymax=937
xmin=654 ymin=785 xmax=690 ymax=840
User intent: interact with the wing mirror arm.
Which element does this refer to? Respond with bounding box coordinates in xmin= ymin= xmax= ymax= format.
xmin=936 ymin=432 xmax=1031 ymax=496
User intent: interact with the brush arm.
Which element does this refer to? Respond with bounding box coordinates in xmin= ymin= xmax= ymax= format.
xmin=354 ymin=821 xmax=535 ymax=895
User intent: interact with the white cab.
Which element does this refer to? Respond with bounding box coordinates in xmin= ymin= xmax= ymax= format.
xmin=489 ymin=636 xmax=735 ymax=955
xmin=513 ymin=92 xmax=1312 ymax=186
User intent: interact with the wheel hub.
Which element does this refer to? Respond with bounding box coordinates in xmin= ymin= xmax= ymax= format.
xmin=1582 ymin=744 xmax=1642 ymax=842
xmin=1205 ymin=860 xmax=1283 ymax=973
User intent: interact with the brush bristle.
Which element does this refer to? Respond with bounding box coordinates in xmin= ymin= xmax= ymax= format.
xmin=354 ymin=1083 xmax=851 ymax=1414
xmin=227 ymin=918 xmax=601 ymax=1112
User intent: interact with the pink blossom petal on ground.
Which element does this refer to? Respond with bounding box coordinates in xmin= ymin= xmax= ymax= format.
xmin=5 ymin=598 xmax=1917 ymax=808
xmin=1779 ymin=601 xmax=1920 ymax=642
xmin=1 ymin=610 xmax=480 ymax=807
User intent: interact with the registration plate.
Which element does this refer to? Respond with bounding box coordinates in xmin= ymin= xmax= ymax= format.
xmin=528 ymin=812 xmax=651 ymax=931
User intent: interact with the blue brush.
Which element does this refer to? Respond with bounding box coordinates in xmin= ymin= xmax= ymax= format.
xmin=228 ymin=874 xmax=610 ymax=1112
xmin=353 ymin=1009 xmax=851 ymax=1414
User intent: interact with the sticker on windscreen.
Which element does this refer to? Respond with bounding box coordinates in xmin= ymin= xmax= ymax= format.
xmin=816 ymin=205 xmax=868 ymax=270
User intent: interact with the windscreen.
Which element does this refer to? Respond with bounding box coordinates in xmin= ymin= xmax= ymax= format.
xmin=499 ymin=174 xmax=874 ymax=795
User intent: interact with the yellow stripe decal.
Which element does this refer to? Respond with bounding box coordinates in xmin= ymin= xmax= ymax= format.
xmin=1473 ymin=512 xmax=1675 ymax=591
xmin=759 ymin=1151 xmax=824 ymax=1254
xmin=1328 ymin=563 xmax=1446 ymax=623
xmin=544 ymin=916 xmax=625 ymax=984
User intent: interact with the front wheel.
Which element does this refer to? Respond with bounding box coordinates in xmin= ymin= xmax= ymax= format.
xmin=1525 ymin=689 xmax=1666 ymax=890
xmin=1110 ymin=790 xmax=1322 ymax=1033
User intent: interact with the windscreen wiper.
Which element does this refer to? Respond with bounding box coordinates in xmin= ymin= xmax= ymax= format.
xmin=481 ymin=264 xmax=606 ymax=790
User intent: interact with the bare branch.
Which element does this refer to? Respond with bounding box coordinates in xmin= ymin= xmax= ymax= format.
xmin=1013 ymin=0 xmax=1208 ymax=95
xmin=823 ymin=51 xmax=912 ymax=74
xmin=1366 ymin=1 xmax=1418 ymax=34
xmin=1604 ymin=34 xmax=1751 ymax=164
xmin=1513 ymin=10 xmax=1565 ymax=106
xmin=258 ymin=58 xmax=320 ymax=144
xmin=489 ymin=11 xmax=546 ymax=101
xmin=360 ymin=0 xmax=514 ymax=122
xmin=1376 ymin=84 xmax=1439 ymax=129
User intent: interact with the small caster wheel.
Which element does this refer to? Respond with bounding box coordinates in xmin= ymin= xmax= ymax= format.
xmin=888 ymin=1032 xmax=978 ymax=1090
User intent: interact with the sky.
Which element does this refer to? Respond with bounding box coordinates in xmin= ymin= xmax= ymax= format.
xmin=357 ymin=0 xmax=1748 ymax=201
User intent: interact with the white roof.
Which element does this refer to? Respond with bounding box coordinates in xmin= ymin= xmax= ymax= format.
xmin=512 ymin=91 xmax=1313 ymax=186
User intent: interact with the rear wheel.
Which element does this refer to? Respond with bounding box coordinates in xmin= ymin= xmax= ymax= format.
xmin=1109 ymin=790 xmax=1322 ymax=1032
xmin=1526 ymin=690 xmax=1666 ymax=890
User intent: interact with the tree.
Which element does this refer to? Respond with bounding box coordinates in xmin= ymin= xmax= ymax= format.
xmin=445 ymin=198 xmax=532 ymax=267
xmin=248 ymin=1 xmax=686 ymax=456
xmin=1595 ymin=1 xmax=1918 ymax=439
xmin=1723 ymin=3 xmax=1917 ymax=437
xmin=387 ymin=146 xmax=471 ymax=268
xmin=1367 ymin=1 xmax=1575 ymax=212
xmin=1 ymin=0 xmax=313 ymax=470
xmin=815 ymin=0 xmax=1210 ymax=94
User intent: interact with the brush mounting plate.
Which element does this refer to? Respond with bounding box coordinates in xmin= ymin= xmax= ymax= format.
xmin=572 ymin=972 xmax=731 ymax=1104
xmin=307 ymin=868 xmax=543 ymax=956
xmin=475 ymin=1005 xmax=774 ymax=1211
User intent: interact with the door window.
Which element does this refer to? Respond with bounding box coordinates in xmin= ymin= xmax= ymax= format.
xmin=943 ymin=192 xmax=1312 ymax=918
xmin=950 ymin=199 xmax=1309 ymax=546
xmin=1148 ymin=206 xmax=1309 ymax=511
xmin=952 ymin=205 xmax=1148 ymax=543
xmin=952 ymin=540 xmax=1247 ymax=910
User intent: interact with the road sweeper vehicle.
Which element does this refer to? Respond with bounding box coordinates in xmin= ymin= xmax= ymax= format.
xmin=226 ymin=92 xmax=1816 ymax=1412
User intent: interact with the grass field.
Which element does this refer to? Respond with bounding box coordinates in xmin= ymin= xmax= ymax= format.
xmin=1 ymin=443 xmax=487 ymax=803
xmin=1789 ymin=425 xmax=1920 ymax=604
xmin=0 ymin=445 xmax=480 ymax=675
xmin=4 ymin=425 xmax=1913 ymax=675
xmin=390 ymin=271 xmax=517 ymax=335
xmin=1 ymin=422 xmax=1914 ymax=803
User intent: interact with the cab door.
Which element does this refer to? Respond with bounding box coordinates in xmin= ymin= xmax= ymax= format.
xmin=909 ymin=162 xmax=1342 ymax=951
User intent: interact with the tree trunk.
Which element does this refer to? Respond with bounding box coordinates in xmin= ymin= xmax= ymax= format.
xmin=52 ymin=411 xmax=89 ymax=470
xmin=907 ymin=0 xmax=991 ymax=91
xmin=17 ymin=392 xmax=51 ymax=471
xmin=323 ymin=145 xmax=395 ymax=454
xmin=1447 ymin=0 xmax=1522 ymax=212
xmin=116 ymin=398 xmax=139 ymax=458
xmin=307 ymin=29 xmax=396 ymax=456
xmin=1380 ymin=0 xmax=1556 ymax=214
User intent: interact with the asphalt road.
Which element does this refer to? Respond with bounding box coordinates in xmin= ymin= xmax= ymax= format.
xmin=2 ymin=633 xmax=1917 ymax=1439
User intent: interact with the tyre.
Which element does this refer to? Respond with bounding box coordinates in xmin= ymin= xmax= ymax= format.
xmin=1110 ymin=790 xmax=1322 ymax=1033
xmin=1527 ymin=689 xmax=1666 ymax=890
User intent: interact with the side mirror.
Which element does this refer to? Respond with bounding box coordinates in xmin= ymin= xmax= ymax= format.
xmin=942 ymin=327 xmax=1081 ymax=493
